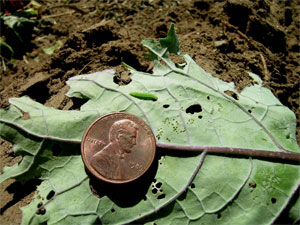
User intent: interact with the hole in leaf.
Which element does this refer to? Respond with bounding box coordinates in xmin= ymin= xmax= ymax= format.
xmin=224 ymin=90 xmax=239 ymax=100
xmin=143 ymin=196 xmax=147 ymax=201
xmin=22 ymin=80 xmax=50 ymax=104
xmin=271 ymin=198 xmax=276 ymax=204
xmin=249 ymin=182 xmax=256 ymax=188
xmin=248 ymin=109 xmax=252 ymax=113
xmin=186 ymin=104 xmax=202 ymax=114
xmin=157 ymin=194 xmax=166 ymax=200
xmin=163 ymin=104 xmax=170 ymax=108
xmin=46 ymin=190 xmax=55 ymax=200
xmin=153 ymin=179 xmax=157 ymax=183
xmin=8 ymin=151 xmax=16 ymax=157
xmin=152 ymin=188 xmax=158 ymax=194
xmin=111 ymin=208 xmax=115 ymax=213
xmin=69 ymin=98 xmax=89 ymax=110
xmin=217 ymin=214 xmax=221 ymax=219
xmin=156 ymin=182 xmax=162 ymax=189
xmin=169 ymin=53 xmax=185 ymax=67
xmin=207 ymin=96 xmax=210 ymax=100
xmin=20 ymin=111 xmax=31 ymax=120
xmin=113 ymin=76 xmax=120 ymax=84
xmin=52 ymin=144 xmax=62 ymax=156
xmin=286 ymin=133 xmax=290 ymax=139
xmin=113 ymin=70 xmax=132 ymax=85
xmin=198 ymin=115 xmax=203 ymax=119
xmin=37 ymin=202 xmax=43 ymax=208
xmin=36 ymin=207 xmax=46 ymax=215
xmin=175 ymin=63 xmax=185 ymax=69
xmin=191 ymin=183 xmax=196 ymax=189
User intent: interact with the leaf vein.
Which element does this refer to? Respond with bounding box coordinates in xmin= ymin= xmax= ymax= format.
xmin=75 ymin=78 xmax=155 ymax=136
xmin=163 ymin=77 xmax=191 ymax=145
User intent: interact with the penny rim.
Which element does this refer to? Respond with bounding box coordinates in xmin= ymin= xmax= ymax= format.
xmin=81 ymin=112 xmax=156 ymax=184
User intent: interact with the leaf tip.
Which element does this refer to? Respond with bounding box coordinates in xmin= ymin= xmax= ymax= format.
xmin=160 ymin=23 xmax=180 ymax=55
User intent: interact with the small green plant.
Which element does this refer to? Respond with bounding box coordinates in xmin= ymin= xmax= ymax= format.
xmin=0 ymin=0 xmax=41 ymax=60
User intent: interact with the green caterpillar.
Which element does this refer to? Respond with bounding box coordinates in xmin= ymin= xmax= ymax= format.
xmin=129 ymin=92 xmax=158 ymax=101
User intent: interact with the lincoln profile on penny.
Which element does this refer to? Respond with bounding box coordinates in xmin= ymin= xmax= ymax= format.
xmin=90 ymin=119 xmax=139 ymax=180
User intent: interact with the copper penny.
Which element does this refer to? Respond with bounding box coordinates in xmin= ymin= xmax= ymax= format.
xmin=81 ymin=112 xmax=156 ymax=184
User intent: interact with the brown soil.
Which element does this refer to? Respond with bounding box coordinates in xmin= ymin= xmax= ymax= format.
xmin=0 ymin=0 xmax=299 ymax=224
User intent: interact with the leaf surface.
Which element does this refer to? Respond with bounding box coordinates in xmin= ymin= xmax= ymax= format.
xmin=0 ymin=24 xmax=299 ymax=225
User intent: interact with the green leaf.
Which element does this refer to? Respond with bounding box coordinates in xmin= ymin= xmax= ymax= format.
xmin=42 ymin=40 xmax=63 ymax=55
xmin=142 ymin=159 xmax=300 ymax=225
xmin=13 ymin=8 xmax=39 ymax=18
xmin=159 ymin=23 xmax=180 ymax=55
xmin=1 ymin=15 xmax=35 ymax=43
xmin=27 ymin=0 xmax=42 ymax=10
xmin=0 ymin=24 xmax=299 ymax=225
xmin=142 ymin=23 xmax=180 ymax=61
xmin=0 ymin=97 xmax=99 ymax=183
xmin=1 ymin=15 xmax=35 ymax=29
xmin=0 ymin=37 xmax=14 ymax=57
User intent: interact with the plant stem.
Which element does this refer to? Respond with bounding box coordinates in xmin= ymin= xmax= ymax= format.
xmin=156 ymin=143 xmax=300 ymax=162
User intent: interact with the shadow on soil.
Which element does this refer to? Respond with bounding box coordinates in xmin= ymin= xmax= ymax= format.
xmin=0 ymin=179 xmax=41 ymax=215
